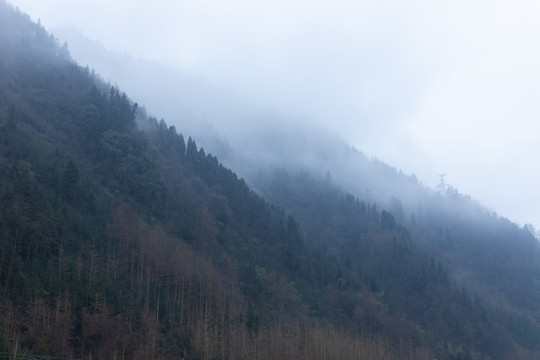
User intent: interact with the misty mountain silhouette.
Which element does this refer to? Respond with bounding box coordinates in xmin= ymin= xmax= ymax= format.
xmin=1 ymin=2 xmax=540 ymax=359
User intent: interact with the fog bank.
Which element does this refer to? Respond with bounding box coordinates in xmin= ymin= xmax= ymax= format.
xmin=9 ymin=0 xmax=540 ymax=229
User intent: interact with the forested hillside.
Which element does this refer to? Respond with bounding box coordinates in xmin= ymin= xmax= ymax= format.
xmin=1 ymin=2 xmax=540 ymax=359
xmin=255 ymin=167 xmax=540 ymax=359
xmin=0 ymin=3 xmax=414 ymax=359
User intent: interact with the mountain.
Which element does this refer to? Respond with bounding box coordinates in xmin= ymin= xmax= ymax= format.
xmin=1 ymin=2 xmax=540 ymax=359
xmin=54 ymin=16 xmax=540 ymax=358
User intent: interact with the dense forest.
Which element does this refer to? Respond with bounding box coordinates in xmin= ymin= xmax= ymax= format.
xmin=1 ymin=2 xmax=540 ymax=359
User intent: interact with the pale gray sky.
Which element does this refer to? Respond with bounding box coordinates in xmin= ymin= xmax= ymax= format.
xmin=8 ymin=0 xmax=540 ymax=229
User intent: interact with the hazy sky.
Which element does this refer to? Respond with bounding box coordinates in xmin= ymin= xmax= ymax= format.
xmin=8 ymin=0 xmax=540 ymax=229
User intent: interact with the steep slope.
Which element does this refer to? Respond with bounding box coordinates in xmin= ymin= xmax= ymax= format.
xmin=255 ymin=166 xmax=540 ymax=359
xmin=2 ymin=2 xmax=540 ymax=360
xmin=0 ymin=2 xmax=419 ymax=359
xmin=248 ymin=132 xmax=540 ymax=329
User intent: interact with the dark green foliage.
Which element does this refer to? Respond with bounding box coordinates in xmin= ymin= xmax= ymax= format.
xmin=255 ymin=167 xmax=540 ymax=359
xmin=62 ymin=159 xmax=80 ymax=201
xmin=381 ymin=210 xmax=397 ymax=230
xmin=1 ymin=2 xmax=540 ymax=359
xmin=185 ymin=136 xmax=198 ymax=163
xmin=0 ymin=4 xmax=319 ymax=357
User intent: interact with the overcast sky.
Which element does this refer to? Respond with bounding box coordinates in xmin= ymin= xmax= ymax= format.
xmin=8 ymin=0 xmax=540 ymax=229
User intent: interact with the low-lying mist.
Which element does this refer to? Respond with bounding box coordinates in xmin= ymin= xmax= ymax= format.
xmin=41 ymin=2 xmax=540 ymax=233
